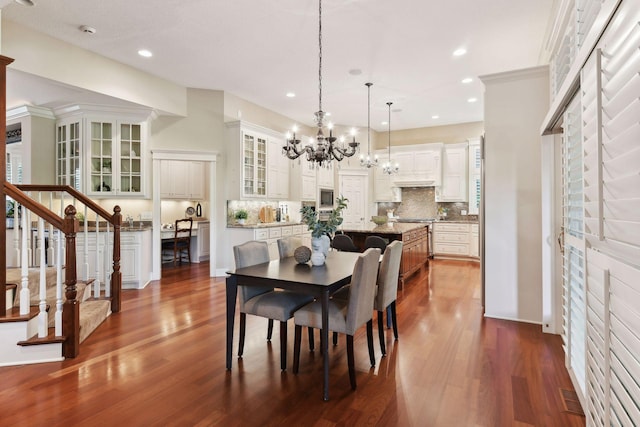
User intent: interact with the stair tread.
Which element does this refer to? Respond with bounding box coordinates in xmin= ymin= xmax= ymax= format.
xmin=0 ymin=306 xmax=39 ymax=323
xmin=17 ymin=328 xmax=66 ymax=346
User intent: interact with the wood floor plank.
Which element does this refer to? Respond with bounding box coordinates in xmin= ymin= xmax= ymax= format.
xmin=0 ymin=260 xmax=585 ymax=426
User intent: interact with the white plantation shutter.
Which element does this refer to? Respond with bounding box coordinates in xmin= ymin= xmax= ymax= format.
xmin=562 ymin=94 xmax=587 ymax=397
xmin=577 ymin=0 xmax=604 ymax=48
xmin=580 ymin=3 xmax=640 ymax=426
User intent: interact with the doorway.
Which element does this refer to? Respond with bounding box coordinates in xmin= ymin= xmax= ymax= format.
xmin=338 ymin=171 xmax=368 ymax=229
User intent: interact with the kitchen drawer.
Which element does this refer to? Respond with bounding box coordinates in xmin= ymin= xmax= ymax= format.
xmin=471 ymin=224 xmax=479 ymax=234
xmin=269 ymin=228 xmax=282 ymax=239
xmin=434 ymin=232 xmax=468 ymax=243
xmin=291 ymin=225 xmax=303 ymax=235
xmin=434 ymin=242 xmax=469 ymax=255
xmin=281 ymin=226 xmax=293 ymax=237
xmin=433 ymin=222 xmax=470 ymax=232
xmin=254 ymin=229 xmax=269 ymax=240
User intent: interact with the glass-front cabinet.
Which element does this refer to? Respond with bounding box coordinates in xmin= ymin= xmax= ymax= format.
xmin=55 ymin=106 xmax=150 ymax=197
xmin=243 ymin=132 xmax=267 ymax=197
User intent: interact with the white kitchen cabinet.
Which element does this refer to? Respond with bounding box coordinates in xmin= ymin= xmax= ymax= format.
xmin=267 ymin=138 xmax=290 ymax=199
xmin=196 ymin=221 xmax=210 ymax=261
xmin=373 ymin=154 xmax=401 ymax=202
xmin=392 ymin=143 xmax=443 ymax=186
xmin=437 ymin=142 xmax=468 ymax=202
xmin=226 ymin=121 xmax=286 ymax=200
xmin=468 ymin=138 xmax=481 ymax=215
xmin=432 ymin=222 xmax=473 ymax=258
xmin=55 ymin=106 xmax=151 ymax=198
xmin=227 ymin=224 xmax=310 ymax=267
xmin=317 ymin=165 xmax=334 ymax=189
xmin=160 ymin=160 xmax=206 ymax=200
xmin=469 ymin=223 xmax=479 ymax=258
xmin=289 ymin=157 xmax=317 ymax=201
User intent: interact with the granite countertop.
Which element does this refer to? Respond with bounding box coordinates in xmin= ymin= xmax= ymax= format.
xmin=227 ymin=221 xmax=304 ymax=229
xmin=340 ymin=222 xmax=427 ymax=234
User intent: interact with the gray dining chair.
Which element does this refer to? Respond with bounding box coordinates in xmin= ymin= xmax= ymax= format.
xmin=374 ymin=240 xmax=403 ymax=355
xmin=276 ymin=236 xmax=315 ymax=351
xmin=292 ymin=248 xmax=381 ymax=390
xmin=233 ymin=240 xmax=315 ymax=370
xmin=276 ymin=236 xmax=303 ymax=258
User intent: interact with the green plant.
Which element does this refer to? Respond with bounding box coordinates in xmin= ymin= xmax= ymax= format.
xmin=301 ymin=196 xmax=348 ymax=238
xmin=234 ymin=209 xmax=248 ymax=220
xmin=6 ymin=200 xmax=19 ymax=218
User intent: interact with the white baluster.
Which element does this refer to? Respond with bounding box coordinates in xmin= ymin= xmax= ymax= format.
xmin=26 ymin=207 xmax=32 ymax=267
xmin=55 ymin=230 xmax=63 ymax=337
xmin=82 ymin=204 xmax=89 ymax=282
xmin=47 ymin=192 xmax=55 ymax=266
xmin=19 ymin=210 xmax=29 ymax=315
xmin=38 ymin=218 xmax=47 ymax=338
xmin=12 ymin=201 xmax=20 ymax=267
xmin=94 ymin=209 xmax=101 ymax=298
xmin=34 ymin=193 xmax=43 ymax=267
xmin=105 ymin=221 xmax=111 ymax=298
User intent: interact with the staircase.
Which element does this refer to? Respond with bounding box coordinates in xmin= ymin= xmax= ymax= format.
xmin=0 ymin=181 xmax=122 ymax=366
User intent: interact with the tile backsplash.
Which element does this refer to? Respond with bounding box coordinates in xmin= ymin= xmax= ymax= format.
xmin=377 ymin=187 xmax=477 ymax=221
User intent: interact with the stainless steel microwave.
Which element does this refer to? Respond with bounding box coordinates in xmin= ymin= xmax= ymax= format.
xmin=319 ymin=188 xmax=334 ymax=209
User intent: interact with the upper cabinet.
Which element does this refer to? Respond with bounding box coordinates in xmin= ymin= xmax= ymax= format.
xmin=373 ymin=149 xmax=401 ymax=202
xmin=391 ymin=143 xmax=443 ymax=187
xmin=436 ymin=142 xmax=468 ymax=202
xmin=289 ymin=157 xmax=317 ymax=201
xmin=55 ymin=105 xmax=151 ymax=198
xmin=160 ymin=160 xmax=206 ymax=200
xmin=225 ymin=121 xmax=287 ymax=200
xmin=317 ymin=164 xmax=334 ymax=189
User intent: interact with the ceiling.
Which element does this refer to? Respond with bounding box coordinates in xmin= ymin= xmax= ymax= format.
xmin=2 ymin=0 xmax=556 ymax=131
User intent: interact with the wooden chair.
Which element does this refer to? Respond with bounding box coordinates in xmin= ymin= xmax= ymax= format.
xmin=293 ymin=248 xmax=381 ymax=390
xmin=161 ymin=218 xmax=193 ymax=266
xmin=374 ymin=240 xmax=403 ymax=355
xmin=331 ymin=234 xmax=359 ymax=252
xmin=234 ymin=240 xmax=315 ymax=370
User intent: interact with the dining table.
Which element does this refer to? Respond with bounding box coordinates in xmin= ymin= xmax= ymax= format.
xmin=226 ymin=250 xmax=361 ymax=401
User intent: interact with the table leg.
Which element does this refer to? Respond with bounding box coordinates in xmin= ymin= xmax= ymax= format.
xmin=321 ymin=289 xmax=330 ymax=401
xmin=226 ymin=275 xmax=238 ymax=370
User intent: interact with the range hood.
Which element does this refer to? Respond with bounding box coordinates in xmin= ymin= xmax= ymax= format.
xmin=393 ymin=179 xmax=437 ymax=187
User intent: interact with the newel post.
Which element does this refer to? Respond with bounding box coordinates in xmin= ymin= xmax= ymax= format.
xmin=111 ymin=206 xmax=122 ymax=313
xmin=62 ymin=205 xmax=79 ymax=358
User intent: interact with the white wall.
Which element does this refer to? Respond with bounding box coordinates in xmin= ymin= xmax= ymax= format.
xmin=480 ymin=65 xmax=549 ymax=324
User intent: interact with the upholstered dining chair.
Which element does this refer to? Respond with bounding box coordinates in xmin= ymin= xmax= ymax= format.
xmin=292 ymin=248 xmax=381 ymax=390
xmin=364 ymin=235 xmax=388 ymax=254
xmin=276 ymin=236 xmax=303 ymax=258
xmin=331 ymin=234 xmax=359 ymax=252
xmin=276 ymin=236 xmax=315 ymax=351
xmin=373 ymin=240 xmax=403 ymax=355
xmin=161 ymin=218 xmax=193 ymax=266
xmin=233 ymin=240 xmax=315 ymax=370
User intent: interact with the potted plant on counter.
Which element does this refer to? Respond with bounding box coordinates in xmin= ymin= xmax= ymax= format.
xmin=234 ymin=209 xmax=248 ymax=225
xmin=300 ymin=196 xmax=348 ymax=265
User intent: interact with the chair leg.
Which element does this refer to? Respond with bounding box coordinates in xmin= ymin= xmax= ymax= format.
xmin=377 ymin=310 xmax=386 ymax=356
xmin=366 ymin=319 xmax=375 ymax=366
xmin=280 ymin=321 xmax=287 ymax=371
xmin=238 ymin=313 xmax=246 ymax=357
xmin=386 ymin=306 xmax=392 ymax=328
xmin=308 ymin=327 xmax=314 ymax=351
xmin=332 ymin=331 xmax=338 ymax=346
xmin=347 ymin=335 xmax=356 ymax=390
xmin=390 ymin=301 xmax=399 ymax=340
xmin=267 ymin=319 xmax=274 ymax=341
xmin=293 ymin=325 xmax=302 ymax=374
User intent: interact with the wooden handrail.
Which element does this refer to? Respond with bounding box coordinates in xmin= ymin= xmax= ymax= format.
xmin=4 ymin=182 xmax=69 ymax=231
xmin=15 ymin=184 xmax=116 ymax=225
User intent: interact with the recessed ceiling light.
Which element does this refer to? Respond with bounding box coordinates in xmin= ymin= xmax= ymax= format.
xmin=432 ymin=115 xmax=440 ymax=119
xmin=467 ymin=97 xmax=478 ymax=103
xmin=453 ymin=48 xmax=467 ymax=57
xmin=138 ymin=49 xmax=153 ymax=58
xmin=286 ymin=92 xmax=296 ymax=98
xmin=381 ymin=121 xmax=388 ymax=125
xmin=79 ymin=25 xmax=96 ymax=34
xmin=461 ymin=77 xmax=473 ymax=84
xmin=348 ymin=68 xmax=362 ymax=76
xmin=15 ymin=0 xmax=35 ymax=6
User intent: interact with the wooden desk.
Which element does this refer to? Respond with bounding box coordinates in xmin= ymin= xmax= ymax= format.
xmin=226 ymin=251 xmax=361 ymax=401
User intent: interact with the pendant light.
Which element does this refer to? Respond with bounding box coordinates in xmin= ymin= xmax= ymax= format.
xmin=381 ymin=102 xmax=399 ymax=174
xmin=360 ymin=82 xmax=378 ymax=168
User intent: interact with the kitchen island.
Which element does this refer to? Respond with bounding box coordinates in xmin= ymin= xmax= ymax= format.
xmin=340 ymin=222 xmax=429 ymax=287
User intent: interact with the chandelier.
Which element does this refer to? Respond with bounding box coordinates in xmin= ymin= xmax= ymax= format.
xmin=360 ymin=82 xmax=378 ymax=168
xmin=381 ymin=102 xmax=399 ymax=174
xmin=282 ymin=0 xmax=359 ymax=167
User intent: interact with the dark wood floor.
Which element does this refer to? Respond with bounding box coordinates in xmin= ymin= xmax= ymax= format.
xmin=0 ymin=260 xmax=585 ymax=426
